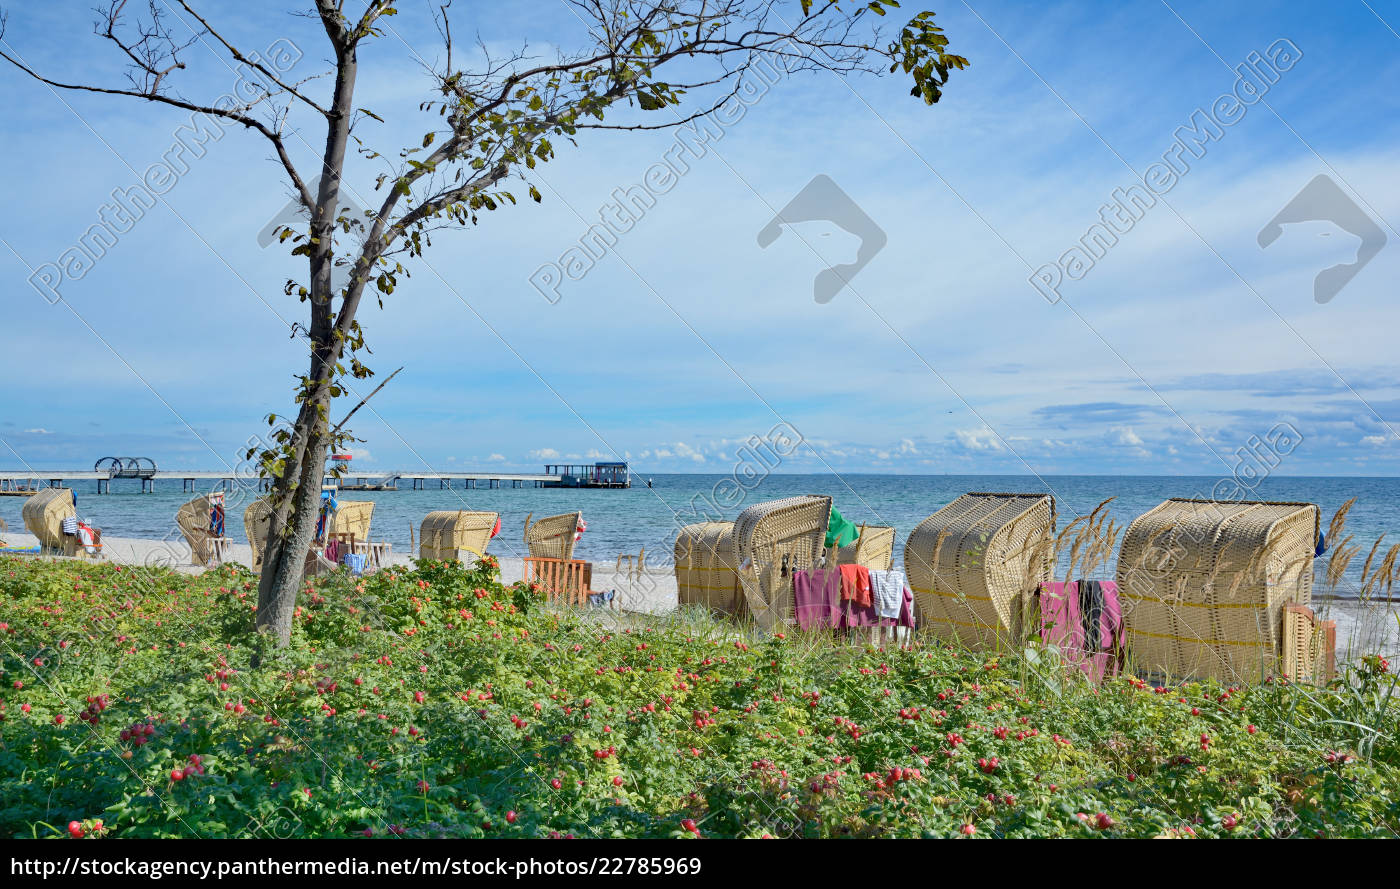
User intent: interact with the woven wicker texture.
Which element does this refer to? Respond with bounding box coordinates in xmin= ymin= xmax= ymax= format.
xmin=22 ymin=488 xmax=76 ymax=553
xmin=524 ymin=512 xmax=580 ymax=561
xmin=244 ymin=499 xmax=272 ymax=569
xmin=837 ymin=525 xmax=896 ymax=571
xmin=731 ymin=496 xmax=832 ymax=631
xmin=674 ymin=522 xmax=742 ymax=616
xmin=1116 ymin=499 xmax=1318 ymax=683
xmin=904 ymin=493 xmax=1055 ymax=650
xmin=330 ymin=500 xmax=374 ymax=543
xmin=419 ymin=511 xmax=497 ymax=562
xmin=175 ymin=495 xmax=221 ymax=567
xmin=1281 ymin=604 xmax=1335 ymax=685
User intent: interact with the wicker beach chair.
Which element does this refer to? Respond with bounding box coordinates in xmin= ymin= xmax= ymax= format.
xmin=1116 ymin=498 xmax=1326 ymax=684
xmin=731 ymin=495 xmax=832 ymax=631
xmin=175 ymin=494 xmax=232 ymax=567
xmin=419 ymin=511 xmax=498 ymax=562
xmin=904 ymin=492 xmax=1056 ymax=650
xmin=22 ymin=488 xmax=87 ymax=556
xmin=674 ymin=522 xmax=743 ymax=616
xmin=524 ymin=512 xmax=581 ymax=561
xmin=330 ymin=500 xmax=374 ymax=544
xmin=244 ymin=499 xmax=273 ymax=569
xmin=837 ymin=525 xmax=896 ymax=571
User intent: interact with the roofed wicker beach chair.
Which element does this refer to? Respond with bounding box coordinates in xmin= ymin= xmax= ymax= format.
xmin=23 ymin=488 xmax=75 ymax=554
xmin=674 ymin=521 xmax=743 ymax=616
xmin=904 ymin=492 xmax=1056 ymax=650
xmin=22 ymin=488 xmax=98 ymax=557
xmin=175 ymin=493 xmax=232 ymax=567
xmin=419 ymin=511 xmax=498 ymax=563
xmin=244 ymin=499 xmax=272 ymax=570
xmin=1116 ymin=498 xmax=1330 ymax=684
xmin=837 ymin=525 xmax=896 ymax=571
xmin=732 ymin=495 xmax=833 ymax=631
xmin=524 ymin=511 xmax=581 ymax=562
xmin=330 ymin=500 xmax=374 ymax=545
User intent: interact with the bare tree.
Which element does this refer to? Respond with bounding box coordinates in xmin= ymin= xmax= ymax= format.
xmin=0 ymin=0 xmax=967 ymax=646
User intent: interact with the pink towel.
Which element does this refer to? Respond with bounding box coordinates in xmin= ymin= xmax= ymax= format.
xmin=1037 ymin=581 xmax=1123 ymax=682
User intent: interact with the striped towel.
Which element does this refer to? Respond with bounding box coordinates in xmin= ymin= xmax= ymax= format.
xmin=62 ymin=516 xmax=79 ymax=536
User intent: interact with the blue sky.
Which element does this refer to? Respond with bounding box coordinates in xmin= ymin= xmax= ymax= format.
xmin=1 ymin=0 xmax=1398 ymax=478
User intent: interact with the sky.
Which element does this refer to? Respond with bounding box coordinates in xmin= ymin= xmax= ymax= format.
xmin=1 ymin=0 xmax=1399 ymax=479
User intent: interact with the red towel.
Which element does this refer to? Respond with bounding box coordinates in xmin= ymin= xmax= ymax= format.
xmin=839 ymin=564 xmax=872 ymax=607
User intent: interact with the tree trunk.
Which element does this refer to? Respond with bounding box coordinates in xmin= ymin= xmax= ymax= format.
xmin=254 ymin=33 xmax=359 ymax=647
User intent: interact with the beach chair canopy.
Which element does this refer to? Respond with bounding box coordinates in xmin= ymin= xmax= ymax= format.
xmin=330 ymin=500 xmax=374 ymax=543
xmin=244 ymin=499 xmax=273 ymax=569
xmin=837 ymin=525 xmax=896 ymax=571
xmin=674 ymin=521 xmax=743 ymax=616
xmin=22 ymin=488 xmax=77 ymax=552
xmin=524 ymin=512 xmax=581 ymax=562
xmin=732 ymin=495 xmax=832 ymax=631
xmin=904 ymin=492 xmax=1056 ymax=650
xmin=1116 ymin=498 xmax=1319 ymax=683
xmin=175 ymin=494 xmax=225 ymax=567
xmin=419 ymin=511 xmax=498 ymax=562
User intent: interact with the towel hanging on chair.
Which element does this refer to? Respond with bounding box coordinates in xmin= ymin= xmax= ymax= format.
xmin=824 ymin=506 xmax=860 ymax=549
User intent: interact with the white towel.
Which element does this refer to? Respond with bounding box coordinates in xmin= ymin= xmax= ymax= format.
xmin=870 ymin=568 xmax=906 ymax=619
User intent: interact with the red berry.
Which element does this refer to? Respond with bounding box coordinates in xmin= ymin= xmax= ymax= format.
xmin=68 ymin=821 xmax=84 ymax=839
xmin=612 ymin=776 xmax=624 ymax=786
xmin=506 ymin=811 xmax=517 ymax=824
xmin=171 ymin=769 xmax=185 ymax=781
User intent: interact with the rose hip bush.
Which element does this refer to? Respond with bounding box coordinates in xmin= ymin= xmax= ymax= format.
xmin=1 ymin=555 xmax=1396 ymax=838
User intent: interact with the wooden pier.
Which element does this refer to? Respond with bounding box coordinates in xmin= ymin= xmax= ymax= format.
xmin=0 ymin=462 xmax=631 ymax=493
xmin=0 ymin=457 xmax=629 ymax=493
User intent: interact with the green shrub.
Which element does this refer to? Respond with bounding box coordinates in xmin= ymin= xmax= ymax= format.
xmin=0 ymin=556 xmax=1395 ymax=838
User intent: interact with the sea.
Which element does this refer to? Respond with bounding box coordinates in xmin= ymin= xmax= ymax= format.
xmin=3 ymin=474 xmax=1396 ymax=598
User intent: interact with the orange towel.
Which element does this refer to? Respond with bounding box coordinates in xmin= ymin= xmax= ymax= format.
xmin=839 ymin=564 xmax=872 ymax=607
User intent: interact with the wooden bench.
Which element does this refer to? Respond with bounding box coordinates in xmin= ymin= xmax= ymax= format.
xmin=352 ymin=539 xmax=392 ymax=571
xmin=524 ymin=556 xmax=614 ymax=609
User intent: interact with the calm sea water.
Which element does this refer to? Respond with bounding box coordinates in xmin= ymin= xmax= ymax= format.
xmin=3 ymin=474 xmax=1395 ymax=597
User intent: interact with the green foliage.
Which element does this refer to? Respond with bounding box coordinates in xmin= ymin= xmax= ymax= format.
xmin=6 ymin=555 xmax=1391 ymax=838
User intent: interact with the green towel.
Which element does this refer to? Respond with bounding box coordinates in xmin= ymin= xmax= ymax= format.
xmin=825 ymin=506 xmax=860 ymax=549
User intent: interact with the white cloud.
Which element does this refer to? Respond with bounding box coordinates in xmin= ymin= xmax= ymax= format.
xmin=529 ymin=448 xmax=561 ymax=460
xmin=1108 ymin=427 xmax=1144 ymax=447
xmin=23 ymin=428 xmax=53 ymax=435
xmin=671 ymin=441 xmax=707 ymax=463
xmin=1361 ymin=435 xmax=1390 ymax=447
xmin=488 ymin=453 xmax=507 ymax=462
xmin=953 ymin=427 xmax=1004 ymax=452
xmin=346 ymin=447 xmax=373 ymax=462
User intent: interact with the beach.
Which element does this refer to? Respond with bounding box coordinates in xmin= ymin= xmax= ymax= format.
xmin=3 ymin=528 xmax=1396 ymax=659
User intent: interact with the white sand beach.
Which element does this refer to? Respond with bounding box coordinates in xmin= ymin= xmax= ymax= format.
xmin=3 ymin=529 xmax=1396 ymax=658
